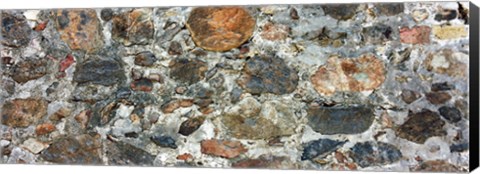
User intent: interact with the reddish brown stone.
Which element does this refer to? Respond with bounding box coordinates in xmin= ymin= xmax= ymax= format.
xmin=1 ymin=98 xmax=47 ymax=128
xmin=11 ymin=58 xmax=48 ymax=83
xmin=396 ymin=110 xmax=446 ymax=144
xmin=35 ymin=123 xmax=56 ymax=135
xmin=200 ymin=139 xmax=247 ymax=159
xmin=54 ymin=9 xmax=104 ymax=53
xmin=176 ymin=153 xmax=193 ymax=161
xmin=426 ymin=92 xmax=452 ymax=105
xmin=112 ymin=9 xmax=154 ymax=46
xmin=400 ymin=26 xmax=431 ymax=44
xmin=413 ymin=160 xmax=463 ymax=172
xmin=130 ymin=78 xmax=153 ymax=92
xmin=310 ymin=55 xmax=385 ymax=96
xmin=232 ymin=155 xmax=291 ymax=169
xmin=34 ymin=21 xmax=48 ymax=31
xmin=161 ymin=99 xmax=194 ymax=114
xmin=260 ymin=22 xmax=290 ymax=41
xmin=186 ymin=7 xmax=256 ymax=52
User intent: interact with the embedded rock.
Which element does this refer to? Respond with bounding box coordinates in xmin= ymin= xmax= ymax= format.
xmin=40 ymin=134 xmax=102 ymax=164
xmin=112 ymin=9 xmax=154 ymax=46
xmin=301 ymin=139 xmax=346 ymax=160
xmin=200 ymin=139 xmax=247 ymax=159
xmin=178 ymin=116 xmax=206 ymax=136
xmin=106 ymin=141 xmax=155 ymax=166
xmin=307 ymin=105 xmax=375 ymax=135
xmin=11 ymin=58 xmax=48 ymax=83
xmin=169 ymin=58 xmax=208 ymax=85
xmin=73 ymin=58 xmax=126 ymax=86
xmin=2 ymin=98 xmax=48 ymax=128
xmin=396 ymin=110 xmax=446 ymax=144
xmin=1 ymin=12 xmax=32 ymax=47
xmin=350 ymin=141 xmax=402 ymax=168
xmin=321 ymin=4 xmax=359 ymax=20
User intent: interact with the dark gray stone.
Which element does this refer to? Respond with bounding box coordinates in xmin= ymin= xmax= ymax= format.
xmin=431 ymin=82 xmax=455 ymax=91
xmin=134 ymin=51 xmax=157 ymax=66
xmin=73 ymin=58 xmax=126 ymax=86
xmin=363 ymin=24 xmax=394 ymax=44
xmin=396 ymin=110 xmax=446 ymax=144
xmin=151 ymin=135 xmax=177 ymax=149
xmin=307 ymin=105 xmax=375 ymax=135
xmin=350 ymin=141 xmax=402 ymax=168
xmin=434 ymin=9 xmax=457 ymax=21
xmin=100 ymin=8 xmax=114 ymax=21
xmin=301 ymin=139 xmax=346 ymax=160
xmin=106 ymin=141 xmax=155 ymax=166
xmin=179 ymin=116 xmax=206 ymax=136
xmin=169 ymin=58 xmax=208 ymax=85
xmin=40 ymin=134 xmax=102 ymax=164
xmin=1 ymin=12 xmax=32 ymax=47
xmin=438 ymin=106 xmax=462 ymax=123
xmin=321 ymin=4 xmax=359 ymax=20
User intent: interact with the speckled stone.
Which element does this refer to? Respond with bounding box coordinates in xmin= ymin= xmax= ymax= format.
xmin=169 ymin=58 xmax=208 ymax=85
xmin=362 ymin=24 xmax=393 ymax=44
xmin=2 ymin=98 xmax=47 ymax=128
xmin=112 ymin=9 xmax=154 ymax=46
xmin=178 ymin=116 xmax=206 ymax=136
xmin=237 ymin=55 xmax=298 ymax=95
xmin=10 ymin=58 xmax=48 ymax=83
xmin=400 ymin=26 xmax=431 ymax=44
xmin=424 ymin=49 xmax=468 ymax=78
xmin=40 ymin=134 xmax=102 ymax=164
xmin=396 ymin=110 xmax=446 ymax=144
xmin=73 ymin=57 xmax=126 ymax=86
xmin=106 ymin=141 xmax=155 ymax=166
xmin=301 ymin=139 xmax=346 ymax=160
xmin=307 ymin=105 xmax=375 ymax=135
xmin=321 ymin=4 xmax=359 ymax=20
xmin=426 ymin=92 xmax=452 ymax=105
xmin=350 ymin=141 xmax=402 ymax=168
xmin=1 ymin=12 xmax=32 ymax=47
xmin=186 ymin=7 xmax=256 ymax=52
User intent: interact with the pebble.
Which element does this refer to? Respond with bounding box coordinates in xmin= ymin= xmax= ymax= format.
xmin=130 ymin=78 xmax=153 ymax=92
xmin=431 ymin=82 xmax=455 ymax=91
xmin=301 ymin=139 xmax=346 ymax=161
xmin=73 ymin=57 xmax=126 ymax=86
xmin=260 ymin=22 xmax=290 ymax=41
xmin=438 ymin=106 xmax=462 ymax=123
xmin=396 ymin=110 xmax=446 ymax=144
xmin=41 ymin=134 xmax=102 ymax=164
xmin=321 ymin=4 xmax=359 ymax=20
xmin=186 ymin=7 xmax=255 ymax=51
xmin=426 ymin=92 xmax=452 ymax=105
xmin=112 ymin=9 xmax=154 ymax=46
xmin=424 ymin=50 xmax=468 ymax=78
xmin=237 ymin=55 xmax=298 ymax=95
xmin=178 ymin=116 xmax=206 ymax=136
xmin=134 ymin=51 xmax=157 ymax=66
xmin=10 ymin=58 xmax=48 ymax=83
xmin=21 ymin=138 xmax=48 ymax=154
xmin=432 ymin=25 xmax=467 ymax=40
xmin=100 ymin=8 xmax=114 ymax=21
xmin=310 ymin=55 xmax=385 ymax=96
xmin=169 ymin=58 xmax=208 ymax=85
xmin=411 ymin=9 xmax=429 ymax=22
xmin=401 ymin=89 xmax=421 ymax=104
xmin=374 ymin=3 xmax=404 ymax=16
xmin=350 ymin=141 xmax=402 ymax=168
xmin=290 ymin=8 xmax=299 ymax=20
xmin=307 ymin=105 xmax=375 ymax=135
xmin=362 ymin=24 xmax=393 ymax=44
xmin=2 ymin=98 xmax=48 ymax=128
xmin=150 ymin=135 xmax=178 ymax=149
xmin=399 ymin=26 xmax=431 ymax=44
xmin=35 ymin=123 xmax=56 ymax=135
xmin=434 ymin=9 xmax=457 ymax=21
xmin=106 ymin=141 xmax=155 ymax=166
xmin=1 ymin=12 xmax=32 ymax=47
xmin=168 ymin=41 xmax=183 ymax=55
xmin=200 ymin=139 xmax=247 ymax=159
xmin=232 ymin=155 xmax=293 ymax=169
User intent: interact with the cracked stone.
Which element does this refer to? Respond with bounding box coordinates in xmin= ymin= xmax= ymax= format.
xmin=350 ymin=141 xmax=402 ymax=168
xmin=54 ymin=9 xmax=104 ymax=53
xmin=2 ymin=98 xmax=47 ymax=128
xmin=178 ymin=116 xmax=206 ymax=136
xmin=186 ymin=7 xmax=256 ymax=52
xmin=200 ymin=139 xmax=247 ymax=159
xmin=322 ymin=4 xmax=359 ymax=20
xmin=112 ymin=9 xmax=154 ymax=46
xmin=311 ymin=55 xmax=385 ymax=96
xmin=237 ymin=55 xmax=298 ymax=95
xmin=307 ymin=105 xmax=375 ymax=135
xmin=40 ymin=134 xmax=102 ymax=164
xmin=1 ymin=12 xmax=32 ymax=47
xmin=106 ymin=141 xmax=155 ymax=166
xmin=73 ymin=57 xmax=126 ymax=86
xmin=400 ymin=26 xmax=431 ymax=44
xmin=11 ymin=58 xmax=48 ymax=83
xmin=426 ymin=92 xmax=451 ymax=105
xmin=438 ymin=106 xmax=462 ymax=123
xmin=396 ymin=110 xmax=446 ymax=144
xmin=301 ymin=139 xmax=346 ymax=161
xmin=169 ymin=58 xmax=208 ymax=85
xmin=134 ymin=51 xmax=157 ymax=66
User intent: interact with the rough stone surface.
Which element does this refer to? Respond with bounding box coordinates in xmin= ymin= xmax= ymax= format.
xmin=237 ymin=55 xmax=298 ymax=95
xmin=134 ymin=51 xmax=157 ymax=66
xmin=310 ymin=55 xmax=385 ymax=96
xmin=40 ymin=134 xmax=102 ymax=164
xmin=112 ymin=9 xmax=154 ymax=46
xmin=150 ymin=135 xmax=177 ymax=149
xmin=10 ymin=58 xmax=48 ymax=83
xmin=301 ymin=139 xmax=346 ymax=160
xmin=186 ymin=7 xmax=256 ymax=51
xmin=424 ymin=49 xmax=468 ymax=78
xmin=432 ymin=25 xmax=467 ymax=40
xmin=200 ymin=139 xmax=247 ymax=159
xmin=73 ymin=57 xmax=126 ymax=86
xmin=169 ymin=58 xmax=208 ymax=85
xmin=106 ymin=141 xmax=155 ymax=166
xmin=426 ymin=92 xmax=452 ymax=105
xmin=54 ymin=9 xmax=104 ymax=53
xmin=321 ymin=4 xmax=359 ymax=20
xmin=2 ymin=98 xmax=48 ymax=128
xmin=396 ymin=110 xmax=446 ymax=144
xmin=178 ymin=116 xmax=206 ymax=136
xmin=350 ymin=141 xmax=402 ymax=168
xmin=438 ymin=106 xmax=462 ymax=123
xmin=375 ymin=3 xmax=404 ymax=16
xmin=1 ymin=12 xmax=32 ymax=47
xmin=399 ymin=26 xmax=431 ymax=44
xmin=307 ymin=105 xmax=375 ymax=135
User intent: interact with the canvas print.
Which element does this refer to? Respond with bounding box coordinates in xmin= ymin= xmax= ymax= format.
xmin=0 ymin=1 xmax=476 ymax=172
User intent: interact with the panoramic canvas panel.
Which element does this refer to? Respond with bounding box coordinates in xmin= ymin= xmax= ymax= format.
xmin=0 ymin=1 xmax=477 ymax=172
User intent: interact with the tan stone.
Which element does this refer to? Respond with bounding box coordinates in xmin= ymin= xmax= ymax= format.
xmin=432 ymin=25 xmax=467 ymax=40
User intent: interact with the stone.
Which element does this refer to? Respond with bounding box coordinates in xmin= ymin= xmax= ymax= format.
xmin=290 ymin=8 xmax=299 ymax=20
xmin=161 ymin=99 xmax=194 ymax=113
xmin=432 ymin=25 xmax=467 ymax=40
xmin=40 ymin=134 xmax=102 ymax=164
xmin=100 ymin=8 xmax=114 ymax=21
xmin=438 ymin=106 xmax=462 ymax=123
xmin=130 ymin=78 xmax=153 ymax=92
xmin=11 ymin=58 xmax=48 ymax=83
xmin=169 ymin=58 xmax=208 ymax=85
xmin=375 ymin=3 xmax=404 ymax=16
xmin=54 ymin=9 xmax=104 ymax=53
xmin=413 ymin=160 xmax=463 ymax=172
xmin=260 ymin=22 xmax=290 ymax=41
xmin=434 ymin=9 xmax=457 ymax=21
xmin=301 ymin=139 xmax=346 ymax=161
xmin=2 ymin=98 xmax=47 ymax=128
xmin=106 ymin=141 xmax=155 ymax=166
xmin=168 ymin=41 xmax=183 ymax=55
xmin=431 ymin=82 xmax=455 ymax=91
xmin=150 ymin=135 xmax=177 ymax=149
xmin=200 ymin=139 xmax=247 ymax=159
xmin=411 ymin=9 xmax=429 ymax=22
xmin=186 ymin=7 xmax=256 ymax=52
xmin=35 ymin=123 xmax=56 ymax=135
xmin=237 ymin=55 xmax=298 ymax=95
xmin=112 ymin=9 xmax=154 ymax=46
xmin=178 ymin=116 xmax=206 ymax=136
xmin=450 ymin=143 xmax=468 ymax=152
xmin=322 ymin=4 xmax=359 ymax=20
xmin=57 ymin=54 xmax=75 ymax=78
xmin=232 ymin=155 xmax=293 ymax=169
xmin=424 ymin=50 xmax=468 ymax=78
xmin=307 ymin=105 xmax=375 ymax=135
xmin=310 ymin=55 xmax=385 ymax=96
xmin=426 ymin=92 xmax=451 ymax=105
xmin=362 ymin=24 xmax=393 ymax=44
xmin=134 ymin=51 xmax=157 ymax=66
xmin=1 ymin=12 xmax=32 ymax=47
xmin=73 ymin=58 xmax=126 ymax=86
xmin=21 ymin=138 xmax=48 ymax=154
xmin=350 ymin=141 xmax=402 ymax=168
xmin=399 ymin=26 xmax=431 ymax=44
xmin=50 ymin=107 xmax=71 ymax=121
xmin=401 ymin=89 xmax=421 ymax=104
xmin=396 ymin=110 xmax=446 ymax=144
xmin=176 ymin=153 xmax=193 ymax=161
